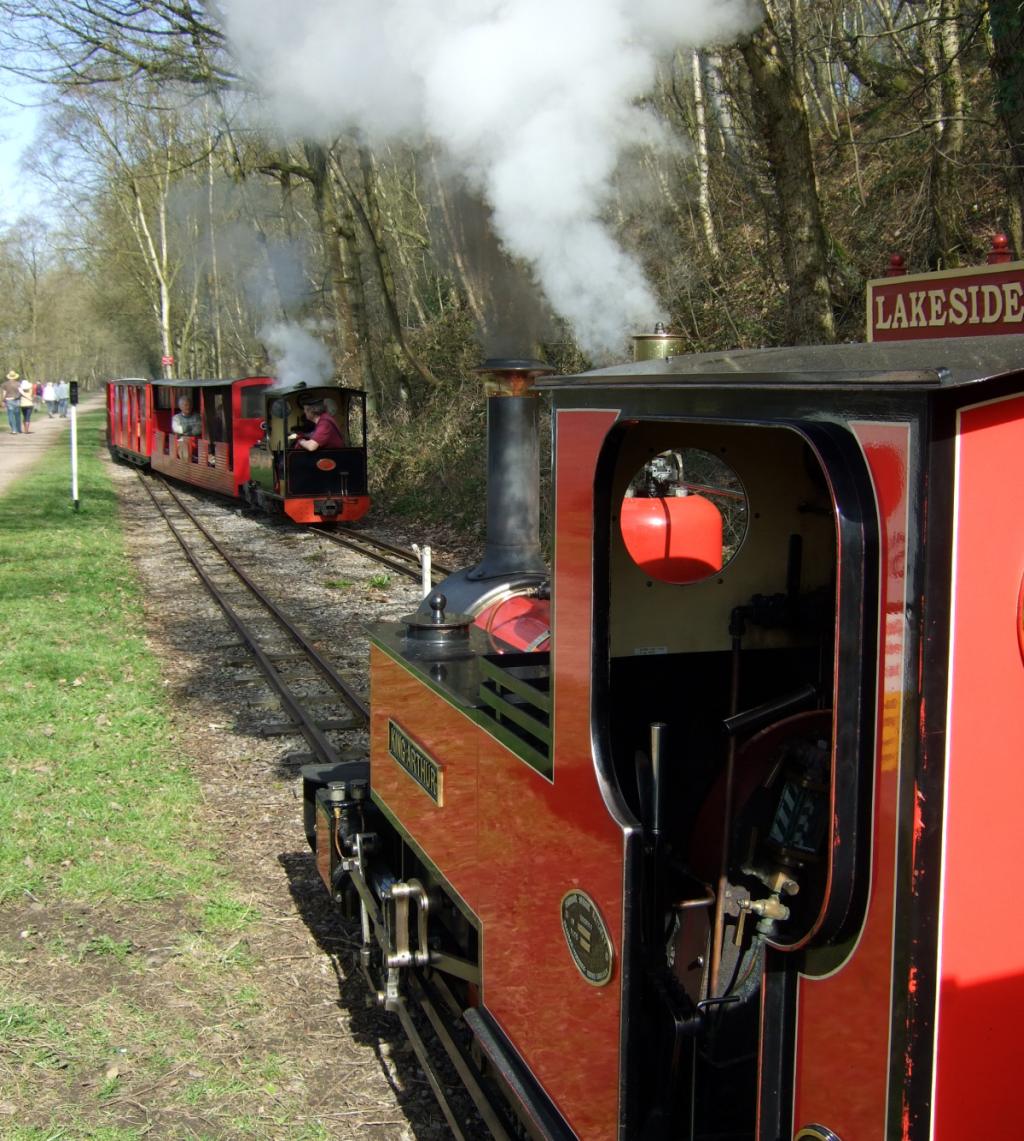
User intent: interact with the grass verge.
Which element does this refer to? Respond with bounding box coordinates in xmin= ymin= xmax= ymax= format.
xmin=0 ymin=418 xmax=355 ymax=1139
xmin=0 ymin=413 xmax=216 ymax=903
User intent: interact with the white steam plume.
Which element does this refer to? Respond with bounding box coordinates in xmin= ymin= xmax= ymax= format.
xmin=220 ymin=0 xmax=757 ymax=355
xmin=263 ymin=321 xmax=334 ymax=389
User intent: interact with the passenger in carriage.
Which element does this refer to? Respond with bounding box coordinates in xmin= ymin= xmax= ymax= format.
xmin=290 ymin=399 xmax=344 ymax=451
xmin=171 ymin=394 xmax=202 ymax=436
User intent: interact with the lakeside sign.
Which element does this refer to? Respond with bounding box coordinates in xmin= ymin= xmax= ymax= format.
xmin=867 ymin=259 xmax=1024 ymax=342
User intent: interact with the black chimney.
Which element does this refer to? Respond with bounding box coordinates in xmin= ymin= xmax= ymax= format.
xmin=424 ymin=357 xmax=553 ymax=616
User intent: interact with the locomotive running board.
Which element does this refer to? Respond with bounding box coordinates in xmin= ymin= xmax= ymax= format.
xmin=462 ymin=1005 xmax=575 ymax=1140
xmin=398 ymin=969 xmax=516 ymax=1141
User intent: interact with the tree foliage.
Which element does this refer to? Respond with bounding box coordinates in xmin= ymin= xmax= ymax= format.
xmin=0 ymin=1 xmax=1018 ymax=516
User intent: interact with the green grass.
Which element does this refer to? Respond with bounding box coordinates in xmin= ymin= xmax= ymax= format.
xmin=0 ymin=419 xmax=363 ymax=1139
xmin=198 ymin=890 xmax=259 ymax=933
xmin=368 ymin=572 xmax=391 ymax=589
xmin=0 ymin=414 xmax=219 ymax=904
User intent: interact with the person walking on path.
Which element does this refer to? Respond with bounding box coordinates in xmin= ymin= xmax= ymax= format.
xmin=3 ymin=371 xmax=22 ymax=434
xmin=42 ymin=381 xmax=57 ymax=417
xmin=56 ymin=380 xmax=69 ymax=418
xmin=18 ymin=377 xmax=34 ymax=433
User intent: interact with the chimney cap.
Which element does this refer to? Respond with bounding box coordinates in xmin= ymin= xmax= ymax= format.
xmin=474 ymin=358 xmax=555 ymax=377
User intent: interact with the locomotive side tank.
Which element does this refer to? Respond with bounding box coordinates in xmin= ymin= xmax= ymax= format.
xmin=305 ymin=333 xmax=1024 ymax=1140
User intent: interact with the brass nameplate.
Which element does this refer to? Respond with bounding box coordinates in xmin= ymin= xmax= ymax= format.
xmin=388 ymin=719 xmax=443 ymax=805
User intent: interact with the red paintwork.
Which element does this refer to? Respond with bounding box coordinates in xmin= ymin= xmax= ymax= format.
xmin=1017 ymin=573 xmax=1024 ymax=665
xmin=791 ymin=423 xmax=910 ymax=1138
xmin=282 ymin=495 xmax=370 ymax=524
xmin=473 ymin=595 xmax=551 ymax=652
xmin=109 ymin=377 xmax=272 ymax=496
xmin=619 ymin=495 xmax=723 ymax=583
xmin=106 ymin=381 xmax=154 ymax=460
xmin=152 ymin=430 xmax=238 ymax=496
xmin=371 ymin=409 xmax=624 ymax=1139
xmin=933 ymin=394 xmax=1024 ymax=1138
xmin=107 ymin=377 xmax=366 ymax=524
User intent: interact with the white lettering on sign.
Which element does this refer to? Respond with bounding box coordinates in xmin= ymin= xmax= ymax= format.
xmin=869 ymin=264 xmax=1024 ymax=339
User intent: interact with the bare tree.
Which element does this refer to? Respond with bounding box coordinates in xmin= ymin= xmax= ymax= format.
xmin=738 ymin=2 xmax=836 ymax=343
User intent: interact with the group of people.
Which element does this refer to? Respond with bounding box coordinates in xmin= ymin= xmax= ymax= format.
xmin=170 ymin=392 xmax=344 ymax=452
xmin=2 ymin=371 xmax=72 ymax=435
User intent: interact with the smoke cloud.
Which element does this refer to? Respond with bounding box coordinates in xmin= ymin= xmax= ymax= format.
xmin=219 ymin=0 xmax=757 ymax=355
xmin=262 ymin=321 xmax=334 ymax=388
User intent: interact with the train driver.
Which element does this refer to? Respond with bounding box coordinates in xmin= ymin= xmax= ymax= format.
xmin=171 ymin=394 xmax=203 ymax=436
xmin=290 ymin=399 xmax=345 ymax=452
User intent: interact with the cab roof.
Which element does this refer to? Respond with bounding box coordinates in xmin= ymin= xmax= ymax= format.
xmin=537 ymin=335 xmax=1024 ymax=392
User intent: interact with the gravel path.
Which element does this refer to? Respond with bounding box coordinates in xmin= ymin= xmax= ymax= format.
xmin=0 ymin=390 xmax=106 ymax=497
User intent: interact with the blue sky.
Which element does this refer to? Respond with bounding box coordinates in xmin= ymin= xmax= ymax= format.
xmin=0 ymin=78 xmax=46 ymax=223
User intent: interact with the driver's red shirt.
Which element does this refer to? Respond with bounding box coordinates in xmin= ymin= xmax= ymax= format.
xmin=300 ymin=413 xmax=344 ymax=449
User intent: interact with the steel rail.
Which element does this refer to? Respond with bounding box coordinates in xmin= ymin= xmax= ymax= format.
xmin=137 ymin=474 xmax=368 ymax=763
xmin=307 ymin=526 xmax=454 ymax=583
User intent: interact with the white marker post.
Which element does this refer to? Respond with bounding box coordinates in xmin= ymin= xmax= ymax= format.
xmin=413 ymin=544 xmax=432 ymax=598
xmin=69 ymin=381 xmax=80 ymax=511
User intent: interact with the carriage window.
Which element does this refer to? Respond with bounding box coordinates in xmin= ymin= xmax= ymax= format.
xmin=241 ymin=388 xmax=265 ymax=418
xmin=620 ymin=448 xmax=747 ymax=584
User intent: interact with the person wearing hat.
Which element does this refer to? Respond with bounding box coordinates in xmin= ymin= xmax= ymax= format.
xmin=17 ymin=376 xmax=34 ymax=432
xmin=2 ymin=371 xmax=22 ymax=434
xmin=289 ymin=398 xmax=345 ymax=451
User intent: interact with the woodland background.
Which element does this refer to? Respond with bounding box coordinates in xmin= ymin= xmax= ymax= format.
xmin=0 ymin=0 xmax=1022 ymax=521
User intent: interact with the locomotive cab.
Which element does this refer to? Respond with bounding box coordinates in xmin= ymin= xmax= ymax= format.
xmin=245 ymin=382 xmax=369 ymax=524
xmin=597 ymin=415 xmax=874 ymax=1138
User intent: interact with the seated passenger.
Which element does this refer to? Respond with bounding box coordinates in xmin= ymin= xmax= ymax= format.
xmin=171 ymin=394 xmax=203 ymax=436
xmin=290 ymin=399 xmax=345 ymax=452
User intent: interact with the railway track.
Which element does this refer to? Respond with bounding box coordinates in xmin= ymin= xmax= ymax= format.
xmin=137 ymin=471 xmax=368 ymax=764
xmin=134 ymin=473 xmax=491 ymax=1138
xmin=307 ymin=524 xmax=454 ymax=584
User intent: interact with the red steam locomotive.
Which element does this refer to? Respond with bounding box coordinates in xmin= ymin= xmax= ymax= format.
xmin=106 ymin=375 xmax=369 ymax=523
xmin=303 ymin=253 xmax=1024 ymax=1139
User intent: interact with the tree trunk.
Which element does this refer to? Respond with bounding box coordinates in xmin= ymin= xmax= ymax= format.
xmin=355 ymin=146 xmax=439 ymax=393
xmin=924 ymin=0 xmax=966 ymax=268
xmin=739 ymin=4 xmax=835 ymax=344
xmin=988 ymin=0 xmax=1024 ymax=257
xmin=427 ymin=152 xmax=490 ymax=332
xmin=206 ymin=110 xmax=223 ymax=376
xmin=690 ymin=49 xmax=723 ymax=270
